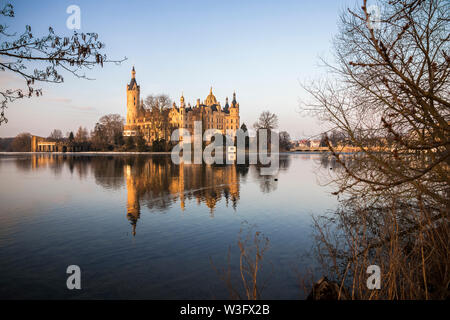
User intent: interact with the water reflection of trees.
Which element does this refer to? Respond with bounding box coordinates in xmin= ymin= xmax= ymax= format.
xmin=17 ymin=154 xmax=90 ymax=178
xmin=316 ymin=153 xmax=354 ymax=171
xmin=310 ymin=151 xmax=449 ymax=299
xmin=16 ymin=154 xmax=291 ymax=235
xmin=251 ymin=155 xmax=290 ymax=193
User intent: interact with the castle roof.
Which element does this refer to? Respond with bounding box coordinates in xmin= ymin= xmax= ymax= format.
xmin=231 ymin=92 xmax=237 ymax=107
xmin=223 ymin=97 xmax=230 ymax=113
xmin=205 ymin=87 xmax=218 ymax=106
xmin=128 ymin=66 xmax=138 ymax=90
xmin=128 ymin=78 xmax=137 ymax=90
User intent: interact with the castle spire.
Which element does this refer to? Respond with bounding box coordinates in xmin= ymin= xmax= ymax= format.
xmin=180 ymin=92 xmax=185 ymax=107
xmin=131 ymin=66 xmax=136 ymax=79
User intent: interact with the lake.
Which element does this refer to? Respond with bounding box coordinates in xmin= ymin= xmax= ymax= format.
xmin=0 ymin=153 xmax=339 ymax=299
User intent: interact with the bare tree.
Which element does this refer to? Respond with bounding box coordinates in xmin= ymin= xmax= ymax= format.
xmin=279 ymin=131 xmax=292 ymax=151
xmin=90 ymin=123 xmax=107 ymax=150
xmin=302 ymin=0 xmax=449 ymax=300
xmin=303 ymin=0 xmax=449 ymax=207
xmin=0 ymin=2 xmax=125 ymax=124
xmin=90 ymin=114 xmax=124 ymax=149
xmin=144 ymin=94 xmax=173 ymax=141
xmin=10 ymin=132 xmax=30 ymax=151
xmin=253 ymin=111 xmax=278 ymax=131
xmin=48 ymin=129 xmax=63 ymax=140
xmin=254 ymin=111 xmax=279 ymax=150
xmin=75 ymin=126 xmax=89 ymax=142
xmin=211 ymin=223 xmax=271 ymax=300
xmin=145 ymin=94 xmax=172 ymax=111
xmin=98 ymin=114 xmax=124 ymax=143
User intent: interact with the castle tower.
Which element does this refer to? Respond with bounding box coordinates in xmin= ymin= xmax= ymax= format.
xmin=31 ymin=135 xmax=37 ymax=152
xmin=180 ymin=92 xmax=185 ymax=108
xmin=178 ymin=93 xmax=186 ymax=140
xmin=126 ymin=66 xmax=140 ymax=124
xmin=231 ymin=92 xmax=238 ymax=108
xmin=229 ymin=91 xmax=240 ymax=134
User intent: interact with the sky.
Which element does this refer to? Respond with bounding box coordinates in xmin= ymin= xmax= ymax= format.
xmin=0 ymin=0 xmax=360 ymax=139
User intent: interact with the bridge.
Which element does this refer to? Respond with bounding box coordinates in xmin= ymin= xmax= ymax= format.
xmin=291 ymin=146 xmax=360 ymax=152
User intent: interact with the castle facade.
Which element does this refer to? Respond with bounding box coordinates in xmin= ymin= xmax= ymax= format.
xmin=123 ymin=67 xmax=240 ymax=143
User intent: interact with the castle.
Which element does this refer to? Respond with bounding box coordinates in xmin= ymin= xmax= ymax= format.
xmin=123 ymin=67 xmax=240 ymax=143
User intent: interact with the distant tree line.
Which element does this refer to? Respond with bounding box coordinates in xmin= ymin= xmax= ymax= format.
xmin=1 ymin=133 xmax=30 ymax=151
xmin=3 ymin=109 xmax=293 ymax=153
xmin=0 ymin=137 xmax=14 ymax=151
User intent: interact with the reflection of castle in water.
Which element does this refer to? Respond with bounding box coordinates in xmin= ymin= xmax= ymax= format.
xmin=18 ymin=154 xmax=294 ymax=236
xmin=125 ymin=158 xmax=241 ymax=235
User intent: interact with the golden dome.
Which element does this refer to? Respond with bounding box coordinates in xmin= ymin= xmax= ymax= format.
xmin=205 ymin=87 xmax=218 ymax=106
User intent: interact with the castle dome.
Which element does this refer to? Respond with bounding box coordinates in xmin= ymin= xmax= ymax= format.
xmin=205 ymin=87 xmax=218 ymax=106
xmin=180 ymin=92 xmax=185 ymax=106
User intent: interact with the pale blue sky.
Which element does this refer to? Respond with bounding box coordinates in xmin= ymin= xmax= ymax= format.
xmin=0 ymin=0 xmax=360 ymax=139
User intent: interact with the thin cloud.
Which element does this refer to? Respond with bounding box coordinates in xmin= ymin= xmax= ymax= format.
xmin=43 ymin=96 xmax=72 ymax=103
xmin=69 ymin=105 xmax=96 ymax=112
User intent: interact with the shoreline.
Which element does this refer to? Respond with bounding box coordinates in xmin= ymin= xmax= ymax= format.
xmin=0 ymin=151 xmax=360 ymax=157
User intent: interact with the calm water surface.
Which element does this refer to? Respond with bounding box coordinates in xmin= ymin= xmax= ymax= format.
xmin=0 ymin=153 xmax=338 ymax=299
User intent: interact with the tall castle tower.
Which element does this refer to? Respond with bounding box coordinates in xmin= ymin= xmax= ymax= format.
xmin=229 ymin=92 xmax=240 ymax=134
xmin=126 ymin=66 xmax=140 ymax=124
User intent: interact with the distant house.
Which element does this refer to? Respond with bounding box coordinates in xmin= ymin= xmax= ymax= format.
xmin=297 ymin=139 xmax=309 ymax=148
xmin=310 ymin=140 xmax=321 ymax=148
